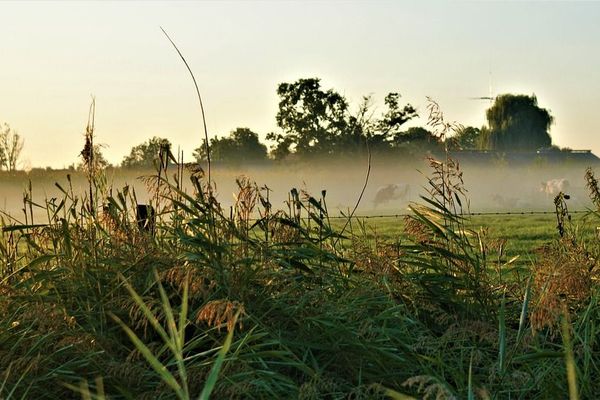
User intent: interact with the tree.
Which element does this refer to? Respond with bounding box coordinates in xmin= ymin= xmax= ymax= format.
xmin=448 ymin=126 xmax=483 ymax=150
xmin=0 ymin=128 xmax=5 ymax=169
xmin=78 ymin=144 xmax=110 ymax=172
xmin=122 ymin=136 xmax=172 ymax=168
xmin=270 ymin=78 xmax=417 ymax=159
xmin=377 ymin=93 xmax=418 ymax=137
xmin=0 ymin=122 xmax=24 ymax=171
xmin=391 ymin=126 xmax=441 ymax=155
xmin=274 ymin=78 xmax=350 ymax=157
xmin=194 ymin=128 xmax=267 ymax=164
xmin=392 ymin=126 xmax=437 ymax=145
xmin=486 ymin=94 xmax=553 ymax=151
xmin=265 ymin=132 xmax=295 ymax=160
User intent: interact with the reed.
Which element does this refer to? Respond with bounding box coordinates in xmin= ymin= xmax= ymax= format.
xmin=2 ymin=114 xmax=600 ymax=398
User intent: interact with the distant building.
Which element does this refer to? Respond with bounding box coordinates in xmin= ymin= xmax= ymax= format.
xmin=442 ymin=149 xmax=600 ymax=165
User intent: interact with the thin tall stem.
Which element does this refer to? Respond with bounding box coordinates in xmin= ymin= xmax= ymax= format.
xmin=160 ymin=27 xmax=212 ymax=187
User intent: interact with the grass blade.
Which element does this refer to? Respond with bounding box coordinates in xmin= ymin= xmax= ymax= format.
xmin=516 ymin=275 xmax=532 ymax=345
xmin=198 ymin=310 xmax=241 ymax=400
xmin=372 ymin=383 xmax=417 ymax=400
xmin=561 ymin=305 xmax=580 ymax=400
xmin=498 ymin=292 xmax=506 ymax=375
xmin=110 ymin=313 xmax=185 ymax=399
xmin=468 ymin=351 xmax=475 ymax=400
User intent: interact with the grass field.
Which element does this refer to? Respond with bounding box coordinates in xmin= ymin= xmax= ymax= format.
xmin=338 ymin=212 xmax=594 ymax=265
xmin=2 ymin=157 xmax=600 ymax=399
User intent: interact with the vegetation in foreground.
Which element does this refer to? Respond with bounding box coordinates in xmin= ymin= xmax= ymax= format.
xmin=2 ymin=148 xmax=600 ymax=399
xmin=2 ymin=104 xmax=600 ymax=399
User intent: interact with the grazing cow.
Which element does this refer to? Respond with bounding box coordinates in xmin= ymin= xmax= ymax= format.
xmin=373 ymin=184 xmax=410 ymax=208
xmin=540 ymin=179 xmax=570 ymax=197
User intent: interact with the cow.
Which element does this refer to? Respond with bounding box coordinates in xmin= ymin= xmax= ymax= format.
xmin=540 ymin=179 xmax=570 ymax=197
xmin=373 ymin=183 xmax=410 ymax=208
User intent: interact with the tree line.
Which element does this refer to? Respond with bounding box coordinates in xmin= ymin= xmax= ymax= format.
xmin=120 ymin=79 xmax=556 ymax=168
xmin=1 ymin=78 xmax=557 ymax=171
xmin=121 ymin=78 xmax=437 ymax=168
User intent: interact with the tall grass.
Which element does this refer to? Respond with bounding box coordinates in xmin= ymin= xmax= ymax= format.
xmin=2 ymin=118 xmax=600 ymax=398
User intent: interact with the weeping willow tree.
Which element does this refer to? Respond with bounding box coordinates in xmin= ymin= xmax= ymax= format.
xmin=485 ymin=94 xmax=553 ymax=151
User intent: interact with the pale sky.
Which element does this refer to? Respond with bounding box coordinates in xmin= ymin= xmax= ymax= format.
xmin=1 ymin=1 xmax=600 ymax=168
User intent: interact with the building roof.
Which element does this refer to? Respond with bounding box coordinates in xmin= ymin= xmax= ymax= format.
xmin=442 ymin=149 xmax=600 ymax=165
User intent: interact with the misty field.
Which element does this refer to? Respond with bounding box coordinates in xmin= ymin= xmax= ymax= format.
xmin=1 ymin=157 xmax=600 ymax=399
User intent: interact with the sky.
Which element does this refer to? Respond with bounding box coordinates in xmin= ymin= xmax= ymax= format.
xmin=1 ymin=0 xmax=600 ymax=169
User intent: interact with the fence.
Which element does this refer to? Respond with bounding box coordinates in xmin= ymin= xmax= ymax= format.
xmin=323 ymin=209 xmax=591 ymax=220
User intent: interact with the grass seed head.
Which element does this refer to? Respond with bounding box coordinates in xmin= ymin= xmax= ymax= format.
xmin=196 ymin=299 xmax=245 ymax=332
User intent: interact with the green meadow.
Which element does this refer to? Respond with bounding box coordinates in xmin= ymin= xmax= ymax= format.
xmin=357 ymin=213 xmax=594 ymax=263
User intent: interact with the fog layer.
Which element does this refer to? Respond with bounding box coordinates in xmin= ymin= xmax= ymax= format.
xmin=0 ymin=158 xmax=595 ymax=221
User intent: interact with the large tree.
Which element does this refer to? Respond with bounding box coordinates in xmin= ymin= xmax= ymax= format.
xmin=193 ymin=127 xmax=268 ymax=164
xmin=272 ymin=78 xmax=350 ymax=157
xmin=122 ymin=136 xmax=172 ymax=168
xmin=486 ymin=94 xmax=553 ymax=151
xmin=269 ymin=78 xmax=417 ymax=159
xmin=0 ymin=122 xmax=24 ymax=171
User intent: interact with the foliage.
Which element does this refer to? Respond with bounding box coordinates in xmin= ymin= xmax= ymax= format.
xmin=193 ymin=127 xmax=267 ymax=164
xmin=272 ymin=78 xmax=349 ymax=157
xmin=0 ymin=122 xmax=25 ymax=171
xmin=485 ymin=94 xmax=553 ymax=151
xmin=77 ymin=144 xmax=110 ymax=172
xmin=3 ymin=128 xmax=600 ymax=398
xmin=447 ymin=126 xmax=484 ymax=150
xmin=268 ymin=78 xmax=417 ymax=159
xmin=121 ymin=136 xmax=172 ymax=168
xmin=390 ymin=126 xmax=441 ymax=155
xmin=401 ymin=156 xmax=498 ymax=318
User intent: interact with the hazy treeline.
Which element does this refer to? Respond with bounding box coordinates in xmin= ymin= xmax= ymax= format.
xmin=0 ymin=75 xmax=587 ymax=221
xmin=1 ymin=77 xmax=564 ymax=172
xmin=93 ymin=78 xmax=562 ymax=169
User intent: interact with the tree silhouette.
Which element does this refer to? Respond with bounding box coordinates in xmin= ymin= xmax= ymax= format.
xmin=78 ymin=144 xmax=110 ymax=171
xmin=193 ymin=128 xmax=267 ymax=164
xmin=274 ymin=78 xmax=349 ymax=157
xmin=448 ymin=126 xmax=483 ymax=150
xmin=122 ymin=137 xmax=172 ymax=168
xmin=0 ymin=122 xmax=24 ymax=171
xmin=271 ymin=78 xmax=417 ymax=159
xmin=390 ymin=126 xmax=441 ymax=155
xmin=486 ymin=94 xmax=553 ymax=151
